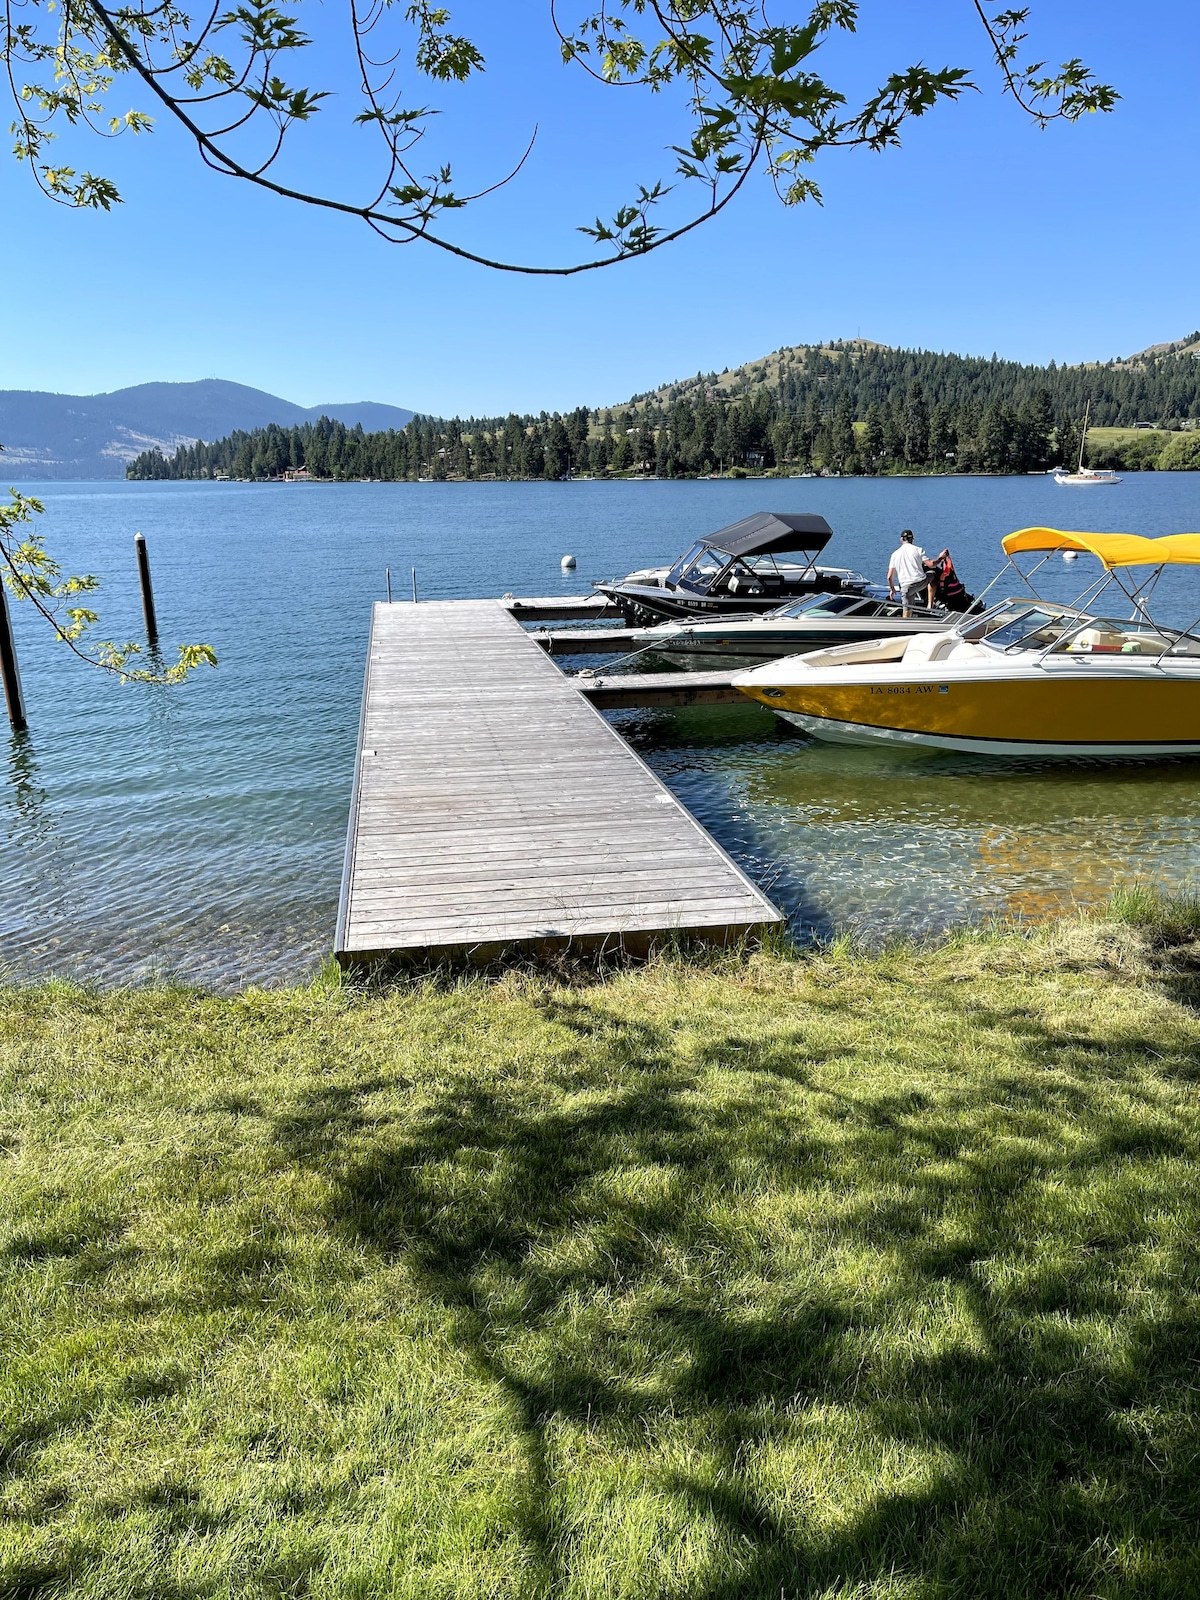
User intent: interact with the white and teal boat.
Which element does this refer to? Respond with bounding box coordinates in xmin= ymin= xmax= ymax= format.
xmin=627 ymin=591 xmax=956 ymax=668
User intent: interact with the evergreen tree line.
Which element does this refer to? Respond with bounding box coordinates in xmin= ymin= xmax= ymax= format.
xmin=127 ymin=340 xmax=1200 ymax=483
xmin=759 ymin=338 xmax=1200 ymax=429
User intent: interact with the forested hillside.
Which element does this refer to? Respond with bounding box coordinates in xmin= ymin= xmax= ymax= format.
xmin=127 ymin=336 xmax=1200 ymax=482
xmin=631 ymin=333 xmax=1200 ymax=423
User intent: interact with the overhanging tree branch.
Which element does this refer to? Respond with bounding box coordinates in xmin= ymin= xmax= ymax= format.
xmin=971 ymin=1 xmax=1119 ymax=126
xmin=3 ymin=0 xmax=1117 ymax=273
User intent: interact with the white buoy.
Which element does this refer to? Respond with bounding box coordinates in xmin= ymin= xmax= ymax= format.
xmin=1063 ymin=550 xmax=1079 ymax=562
xmin=561 ymin=554 xmax=577 ymax=570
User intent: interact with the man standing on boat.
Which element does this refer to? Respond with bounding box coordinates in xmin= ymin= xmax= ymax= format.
xmin=888 ymin=530 xmax=934 ymax=616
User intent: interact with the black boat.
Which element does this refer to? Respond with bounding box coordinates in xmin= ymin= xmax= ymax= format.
xmin=593 ymin=512 xmax=869 ymax=626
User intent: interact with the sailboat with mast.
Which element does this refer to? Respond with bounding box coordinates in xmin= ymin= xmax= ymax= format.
xmin=1054 ymin=400 xmax=1122 ymax=485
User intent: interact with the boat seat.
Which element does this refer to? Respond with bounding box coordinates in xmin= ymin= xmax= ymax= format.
xmin=804 ymin=635 xmax=912 ymax=668
xmin=1066 ymin=627 xmax=1132 ymax=654
xmin=903 ymin=632 xmax=957 ymax=664
xmin=1117 ymin=632 xmax=1172 ymax=655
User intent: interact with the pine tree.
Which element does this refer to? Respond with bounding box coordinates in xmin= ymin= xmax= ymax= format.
xmin=711 ymin=414 xmax=730 ymax=472
xmin=979 ymin=402 xmax=1015 ymax=472
xmin=862 ymin=402 xmax=885 ymax=468
xmin=928 ymin=403 xmax=955 ymax=468
xmin=725 ymin=405 xmax=749 ymax=468
xmin=831 ymin=394 xmax=857 ymax=472
xmin=1019 ymin=388 xmax=1055 ymax=470
xmin=636 ymin=417 xmax=657 ymax=473
xmin=545 ymin=417 xmax=571 ymax=479
xmin=881 ymin=401 xmax=903 ymax=464
xmin=502 ymin=415 xmax=525 ymax=478
xmin=522 ymin=423 xmax=546 ymax=478
xmin=956 ymin=400 xmax=982 ymax=472
xmin=1055 ymin=415 xmax=1081 ymax=471
xmin=902 ymin=381 xmax=929 ymax=467
xmin=567 ymin=407 xmax=590 ymax=469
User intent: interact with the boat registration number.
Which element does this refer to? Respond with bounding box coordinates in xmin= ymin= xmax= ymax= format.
xmin=868 ymin=685 xmax=951 ymax=696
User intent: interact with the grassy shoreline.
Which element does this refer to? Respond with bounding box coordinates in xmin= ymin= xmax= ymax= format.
xmin=3 ymin=904 xmax=1200 ymax=1598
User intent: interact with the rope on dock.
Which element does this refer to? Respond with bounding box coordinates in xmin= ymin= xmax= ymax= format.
xmin=573 ymin=631 xmax=698 ymax=678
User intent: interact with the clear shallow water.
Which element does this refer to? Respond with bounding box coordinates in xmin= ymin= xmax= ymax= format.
xmin=3 ymin=474 xmax=1200 ymax=988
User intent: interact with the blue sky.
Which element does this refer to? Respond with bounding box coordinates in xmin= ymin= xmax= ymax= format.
xmin=0 ymin=0 xmax=1196 ymax=415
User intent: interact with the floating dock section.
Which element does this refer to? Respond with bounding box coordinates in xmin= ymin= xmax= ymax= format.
xmin=335 ymin=600 xmax=781 ymax=965
xmin=502 ymin=595 xmax=619 ymax=621
xmin=578 ymin=668 xmax=746 ymax=710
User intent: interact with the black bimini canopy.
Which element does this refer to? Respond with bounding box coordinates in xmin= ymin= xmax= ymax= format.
xmin=703 ymin=512 xmax=834 ymax=560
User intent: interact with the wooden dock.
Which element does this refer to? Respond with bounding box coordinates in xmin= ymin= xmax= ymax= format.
xmin=335 ymin=600 xmax=781 ymax=965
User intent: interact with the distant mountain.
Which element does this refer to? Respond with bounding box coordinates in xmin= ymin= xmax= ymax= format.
xmin=0 ymin=379 xmax=415 ymax=480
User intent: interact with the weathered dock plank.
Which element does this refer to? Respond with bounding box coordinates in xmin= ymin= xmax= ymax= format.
xmin=335 ymin=600 xmax=781 ymax=963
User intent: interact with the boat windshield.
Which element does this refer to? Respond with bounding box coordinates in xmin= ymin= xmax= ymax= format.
xmin=666 ymin=542 xmax=727 ymax=592
xmin=971 ymin=605 xmax=1080 ymax=654
xmin=768 ymin=594 xmax=867 ymax=620
xmin=970 ymin=603 xmax=1200 ymax=658
xmin=1049 ymin=615 xmax=1200 ymax=657
xmin=855 ymin=599 xmax=926 ymax=619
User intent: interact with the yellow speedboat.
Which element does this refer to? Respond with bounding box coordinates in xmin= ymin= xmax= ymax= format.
xmin=734 ymin=528 xmax=1200 ymax=757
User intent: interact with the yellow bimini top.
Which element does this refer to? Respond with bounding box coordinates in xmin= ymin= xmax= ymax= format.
xmin=1002 ymin=527 xmax=1200 ymax=568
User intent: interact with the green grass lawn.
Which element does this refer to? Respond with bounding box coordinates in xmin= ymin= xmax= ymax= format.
xmin=1085 ymin=428 xmax=1171 ymax=446
xmin=4 ymin=907 xmax=1200 ymax=1598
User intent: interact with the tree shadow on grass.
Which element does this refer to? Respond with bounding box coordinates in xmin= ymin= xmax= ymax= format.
xmin=263 ymin=991 xmax=1200 ymax=1599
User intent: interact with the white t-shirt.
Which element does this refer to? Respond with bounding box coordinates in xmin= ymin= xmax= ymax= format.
xmin=890 ymin=542 xmax=928 ymax=587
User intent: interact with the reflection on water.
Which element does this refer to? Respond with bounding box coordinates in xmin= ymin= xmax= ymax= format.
xmin=4 ymin=473 xmax=1200 ymax=986
xmin=1 ymin=731 xmax=72 ymax=934
xmin=5 ymin=731 xmax=55 ymax=848
xmin=625 ymin=703 xmax=1200 ymax=943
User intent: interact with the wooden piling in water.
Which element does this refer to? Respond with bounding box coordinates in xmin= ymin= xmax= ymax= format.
xmin=134 ymin=532 xmax=158 ymax=642
xmin=0 ymin=579 xmax=27 ymax=733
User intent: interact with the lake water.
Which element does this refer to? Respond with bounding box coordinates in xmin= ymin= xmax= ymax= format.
xmin=4 ymin=473 xmax=1200 ymax=989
